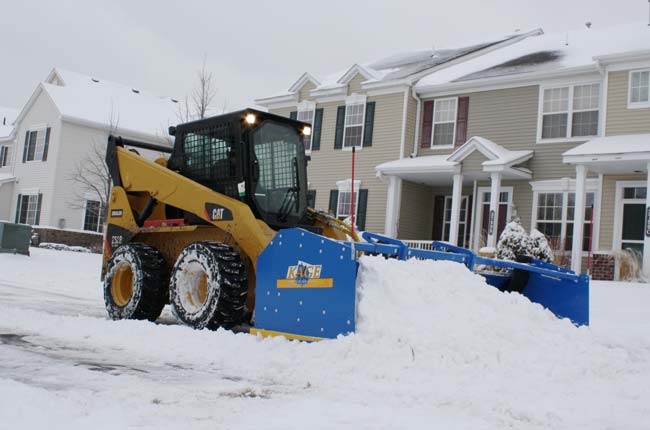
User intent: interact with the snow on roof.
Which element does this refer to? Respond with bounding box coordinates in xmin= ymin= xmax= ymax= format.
xmin=0 ymin=106 xmax=19 ymax=139
xmin=417 ymin=22 xmax=650 ymax=89
xmin=448 ymin=136 xmax=533 ymax=166
xmin=258 ymin=31 xmax=533 ymax=102
xmin=42 ymin=68 xmax=180 ymax=142
xmin=563 ymin=134 xmax=650 ymax=157
xmin=0 ymin=172 xmax=15 ymax=183
xmin=376 ymin=155 xmax=458 ymax=174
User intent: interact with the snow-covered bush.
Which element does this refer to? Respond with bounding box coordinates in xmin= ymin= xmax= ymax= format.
xmin=529 ymin=229 xmax=554 ymax=263
xmin=496 ymin=219 xmax=532 ymax=263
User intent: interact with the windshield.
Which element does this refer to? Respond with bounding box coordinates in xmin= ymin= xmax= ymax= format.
xmin=251 ymin=121 xmax=307 ymax=228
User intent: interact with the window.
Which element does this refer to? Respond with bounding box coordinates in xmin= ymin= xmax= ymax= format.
xmin=432 ymin=98 xmax=457 ymax=147
xmin=24 ymin=127 xmax=50 ymax=161
xmin=83 ymin=200 xmax=106 ymax=233
xmin=534 ymin=191 xmax=595 ymax=252
xmin=16 ymin=194 xmax=42 ymax=225
xmin=297 ymin=103 xmax=315 ymax=151
xmin=629 ymin=70 xmax=650 ymax=106
xmin=442 ymin=195 xmax=468 ymax=246
xmin=343 ymin=98 xmax=366 ymax=149
xmin=0 ymin=145 xmax=9 ymax=167
xmin=336 ymin=180 xmax=360 ymax=219
xmin=540 ymin=84 xmax=600 ymax=141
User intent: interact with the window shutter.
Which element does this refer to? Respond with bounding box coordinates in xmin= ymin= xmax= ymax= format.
xmin=15 ymin=194 xmax=22 ymax=223
xmin=334 ymin=106 xmax=346 ymax=149
xmin=0 ymin=146 xmax=6 ymax=166
xmin=420 ymin=101 xmax=434 ymax=148
xmin=362 ymin=102 xmax=375 ymax=147
xmin=289 ymin=111 xmax=297 ymax=120
xmin=455 ymin=97 xmax=469 ymax=147
xmin=42 ymin=127 xmax=51 ymax=161
xmin=329 ymin=190 xmax=339 ymax=213
xmin=356 ymin=189 xmax=369 ymax=231
xmin=432 ymin=195 xmax=445 ymax=240
xmin=307 ymin=190 xmax=317 ymax=208
xmin=22 ymin=131 xmax=29 ymax=163
xmin=35 ymin=193 xmax=43 ymax=225
xmin=312 ymin=108 xmax=323 ymax=150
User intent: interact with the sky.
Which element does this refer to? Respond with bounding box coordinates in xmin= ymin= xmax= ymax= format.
xmin=0 ymin=0 xmax=647 ymax=113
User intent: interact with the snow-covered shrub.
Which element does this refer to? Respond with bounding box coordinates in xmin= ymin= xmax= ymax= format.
xmin=496 ymin=219 xmax=532 ymax=263
xmin=529 ymin=229 xmax=553 ymax=263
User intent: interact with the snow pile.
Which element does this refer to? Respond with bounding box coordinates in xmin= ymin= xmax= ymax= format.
xmin=39 ymin=242 xmax=91 ymax=253
xmin=1 ymin=249 xmax=650 ymax=429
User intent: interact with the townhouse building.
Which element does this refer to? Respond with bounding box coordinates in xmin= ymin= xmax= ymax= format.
xmin=257 ymin=22 xmax=650 ymax=280
xmin=0 ymin=68 xmax=178 ymax=233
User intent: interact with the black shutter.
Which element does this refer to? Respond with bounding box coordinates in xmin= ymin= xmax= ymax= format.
xmin=334 ymin=106 xmax=345 ymax=149
xmin=22 ymin=131 xmax=29 ymax=163
xmin=328 ymin=190 xmax=339 ymax=214
xmin=432 ymin=195 xmax=445 ymax=240
xmin=289 ymin=111 xmax=297 ymax=120
xmin=42 ymin=127 xmax=51 ymax=161
xmin=362 ymin=102 xmax=375 ymax=147
xmin=307 ymin=190 xmax=316 ymax=208
xmin=421 ymin=101 xmax=434 ymax=148
xmin=455 ymin=97 xmax=469 ymax=147
xmin=35 ymin=193 xmax=43 ymax=225
xmin=15 ymin=194 xmax=22 ymax=223
xmin=356 ymin=189 xmax=369 ymax=231
xmin=312 ymin=108 xmax=323 ymax=150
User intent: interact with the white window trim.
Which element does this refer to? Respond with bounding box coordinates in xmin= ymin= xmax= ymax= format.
xmin=536 ymin=82 xmax=602 ymax=144
xmin=335 ymin=179 xmax=361 ymax=218
xmin=627 ymin=69 xmax=650 ymax=109
xmin=472 ymin=186 xmax=513 ymax=250
xmin=442 ymin=194 xmax=469 ymax=245
xmin=25 ymin=125 xmax=48 ymax=163
xmin=612 ymin=180 xmax=647 ymax=252
xmin=81 ymin=198 xmax=104 ymax=233
xmin=530 ymin=179 xmax=600 ymax=255
xmin=429 ymin=96 xmax=458 ymax=150
xmin=0 ymin=145 xmax=10 ymax=168
xmin=342 ymin=93 xmax=367 ymax=152
xmin=297 ymin=101 xmax=316 ymax=153
xmin=16 ymin=189 xmax=40 ymax=225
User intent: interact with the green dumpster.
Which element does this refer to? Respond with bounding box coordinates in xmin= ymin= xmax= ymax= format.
xmin=0 ymin=221 xmax=31 ymax=255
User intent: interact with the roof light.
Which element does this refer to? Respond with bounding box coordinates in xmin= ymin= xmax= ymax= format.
xmin=245 ymin=113 xmax=256 ymax=125
xmin=303 ymin=126 xmax=312 ymax=136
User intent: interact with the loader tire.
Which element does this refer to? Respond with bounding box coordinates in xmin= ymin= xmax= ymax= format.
xmin=169 ymin=241 xmax=248 ymax=330
xmin=104 ymin=243 xmax=167 ymax=321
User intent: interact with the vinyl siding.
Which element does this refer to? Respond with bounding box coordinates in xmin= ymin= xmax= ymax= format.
xmin=270 ymin=73 xmax=405 ymax=233
xmin=606 ymin=71 xmax=650 ymax=136
xmin=398 ymin=181 xmax=433 ymax=240
xmin=10 ymin=90 xmax=62 ymax=226
xmin=0 ymin=182 xmax=13 ymax=221
xmin=598 ymin=173 xmax=646 ymax=251
xmin=461 ymin=151 xmax=489 ymax=173
xmin=299 ymin=81 xmax=317 ymax=102
xmin=347 ymin=74 xmax=366 ymax=95
xmin=404 ymin=92 xmax=417 ymax=157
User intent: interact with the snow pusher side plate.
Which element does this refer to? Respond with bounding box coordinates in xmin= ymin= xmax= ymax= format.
xmin=254 ymin=228 xmax=358 ymax=340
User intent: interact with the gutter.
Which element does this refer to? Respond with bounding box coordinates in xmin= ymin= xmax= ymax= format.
xmin=410 ymin=87 xmax=422 ymax=158
xmin=60 ymin=115 xmax=173 ymax=146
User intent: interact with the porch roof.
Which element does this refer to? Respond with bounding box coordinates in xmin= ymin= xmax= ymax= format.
xmin=0 ymin=173 xmax=15 ymax=185
xmin=562 ymin=134 xmax=650 ymax=173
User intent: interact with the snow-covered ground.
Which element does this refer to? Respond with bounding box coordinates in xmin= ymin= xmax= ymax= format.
xmin=1 ymin=248 xmax=650 ymax=430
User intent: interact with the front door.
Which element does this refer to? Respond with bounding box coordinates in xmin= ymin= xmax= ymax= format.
xmin=475 ymin=188 xmax=512 ymax=249
xmin=619 ymin=185 xmax=647 ymax=259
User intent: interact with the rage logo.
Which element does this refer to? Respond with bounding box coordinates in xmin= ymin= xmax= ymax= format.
xmin=277 ymin=261 xmax=333 ymax=288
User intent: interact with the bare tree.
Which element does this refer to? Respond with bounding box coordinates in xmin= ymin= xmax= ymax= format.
xmin=178 ymin=55 xmax=218 ymax=122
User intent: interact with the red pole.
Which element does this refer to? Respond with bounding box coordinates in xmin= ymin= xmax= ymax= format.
xmin=586 ymin=205 xmax=594 ymax=273
xmin=350 ymin=146 xmax=356 ymax=237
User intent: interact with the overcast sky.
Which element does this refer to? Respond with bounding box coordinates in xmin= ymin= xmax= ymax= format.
xmin=1 ymin=0 xmax=647 ymax=112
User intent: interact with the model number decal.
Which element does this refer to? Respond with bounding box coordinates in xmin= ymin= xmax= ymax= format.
xmin=111 ymin=209 xmax=123 ymax=217
xmin=204 ymin=203 xmax=233 ymax=221
xmin=111 ymin=235 xmax=123 ymax=248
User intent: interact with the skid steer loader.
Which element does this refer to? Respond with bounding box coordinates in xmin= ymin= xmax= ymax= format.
xmin=102 ymin=109 xmax=589 ymax=341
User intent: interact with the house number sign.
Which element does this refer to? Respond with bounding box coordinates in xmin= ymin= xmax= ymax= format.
xmin=488 ymin=210 xmax=495 ymax=235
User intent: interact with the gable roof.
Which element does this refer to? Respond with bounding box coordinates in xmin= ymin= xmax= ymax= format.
xmin=416 ymin=21 xmax=650 ymax=92
xmin=256 ymin=29 xmax=542 ymax=105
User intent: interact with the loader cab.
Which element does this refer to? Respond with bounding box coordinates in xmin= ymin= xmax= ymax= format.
xmin=168 ymin=109 xmax=310 ymax=230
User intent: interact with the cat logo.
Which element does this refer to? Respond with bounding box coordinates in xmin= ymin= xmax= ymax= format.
xmin=277 ymin=261 xmax=334 ymax=288
xmin=204 ymin=203 xmax=233 ymax=221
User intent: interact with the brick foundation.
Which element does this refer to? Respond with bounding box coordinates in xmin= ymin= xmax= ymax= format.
xmin=590 ymin=254 xmax=615 ymax=281
xmin=32 ymin=227 xmax=103 ymax=253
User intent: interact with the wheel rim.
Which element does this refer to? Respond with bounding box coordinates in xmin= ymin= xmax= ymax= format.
xmin=179 ymin=261 xmax=210 ymax=314
xmin=111 ymin=262 xmax=134 ymax=307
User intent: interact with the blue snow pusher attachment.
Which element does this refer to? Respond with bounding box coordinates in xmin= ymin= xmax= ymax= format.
xmin=253 ymin=229 xmax=589 ymax=341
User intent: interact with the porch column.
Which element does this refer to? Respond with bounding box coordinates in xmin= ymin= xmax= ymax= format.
xmin=571 ymin=164 xmax=588 ymax=273
xmin=487 ymin=172 xmax=502 ymax=249
xmin=384 ymin=176 xmax=402 ymax=238
xmin=448 ymin=173 xmax=463 ymax=245
xmin=643 ymin=162 xmax=650 ymax=274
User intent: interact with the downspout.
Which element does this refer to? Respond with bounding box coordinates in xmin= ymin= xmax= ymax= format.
xmin=410 ymin=87 xmax=422 ymax=158
xmin=399 ymin=87 xmax=409 ymax=159
xmin=469 ymin=179 xmax=478 ymax=251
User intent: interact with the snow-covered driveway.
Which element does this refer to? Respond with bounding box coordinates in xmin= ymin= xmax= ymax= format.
xmin=1 ymin=248 xmax=650 ymax=430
